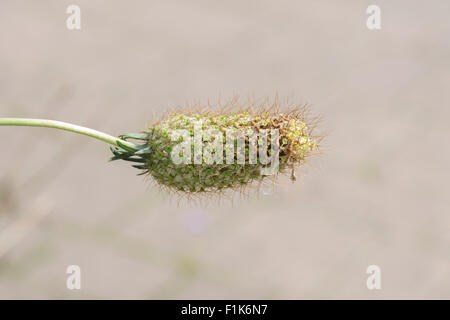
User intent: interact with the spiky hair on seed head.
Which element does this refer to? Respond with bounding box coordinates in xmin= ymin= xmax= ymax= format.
xmin=110 ymin=97 xmax=322 ymax=197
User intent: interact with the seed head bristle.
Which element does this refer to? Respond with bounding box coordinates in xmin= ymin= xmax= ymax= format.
xmin=110 ymin=98 xmax=322 ymax=196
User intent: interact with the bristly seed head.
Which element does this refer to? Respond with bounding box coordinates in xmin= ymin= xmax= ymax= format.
xmin=110 ymin=99 xmax=321 ymax=194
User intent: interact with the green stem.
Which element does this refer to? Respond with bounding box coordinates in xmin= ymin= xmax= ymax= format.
xmin=0 ymin=118 xmax=137 ymax=149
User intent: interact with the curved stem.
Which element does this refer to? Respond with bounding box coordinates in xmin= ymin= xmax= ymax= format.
xmin=0 ymin=118 xmax=138 ymax=149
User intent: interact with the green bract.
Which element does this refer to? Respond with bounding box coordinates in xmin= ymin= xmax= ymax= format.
xmin=111 ymin=109 xmax=318 ymax=193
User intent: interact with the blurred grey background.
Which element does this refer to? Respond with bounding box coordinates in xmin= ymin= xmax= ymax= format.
xmin=0 ymin=0 xmax=449 ymax=299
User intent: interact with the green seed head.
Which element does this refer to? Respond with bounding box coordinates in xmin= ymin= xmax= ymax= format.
xmin=111 ymin=102 xmax=320 ymax=194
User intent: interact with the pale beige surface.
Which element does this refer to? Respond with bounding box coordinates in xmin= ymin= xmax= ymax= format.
xmin=0 ymin=0 xmax=449 ymax=299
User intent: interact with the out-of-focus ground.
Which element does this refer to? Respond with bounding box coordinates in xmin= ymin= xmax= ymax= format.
xmin=0 ymin=0 xmax=449 ymax=299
